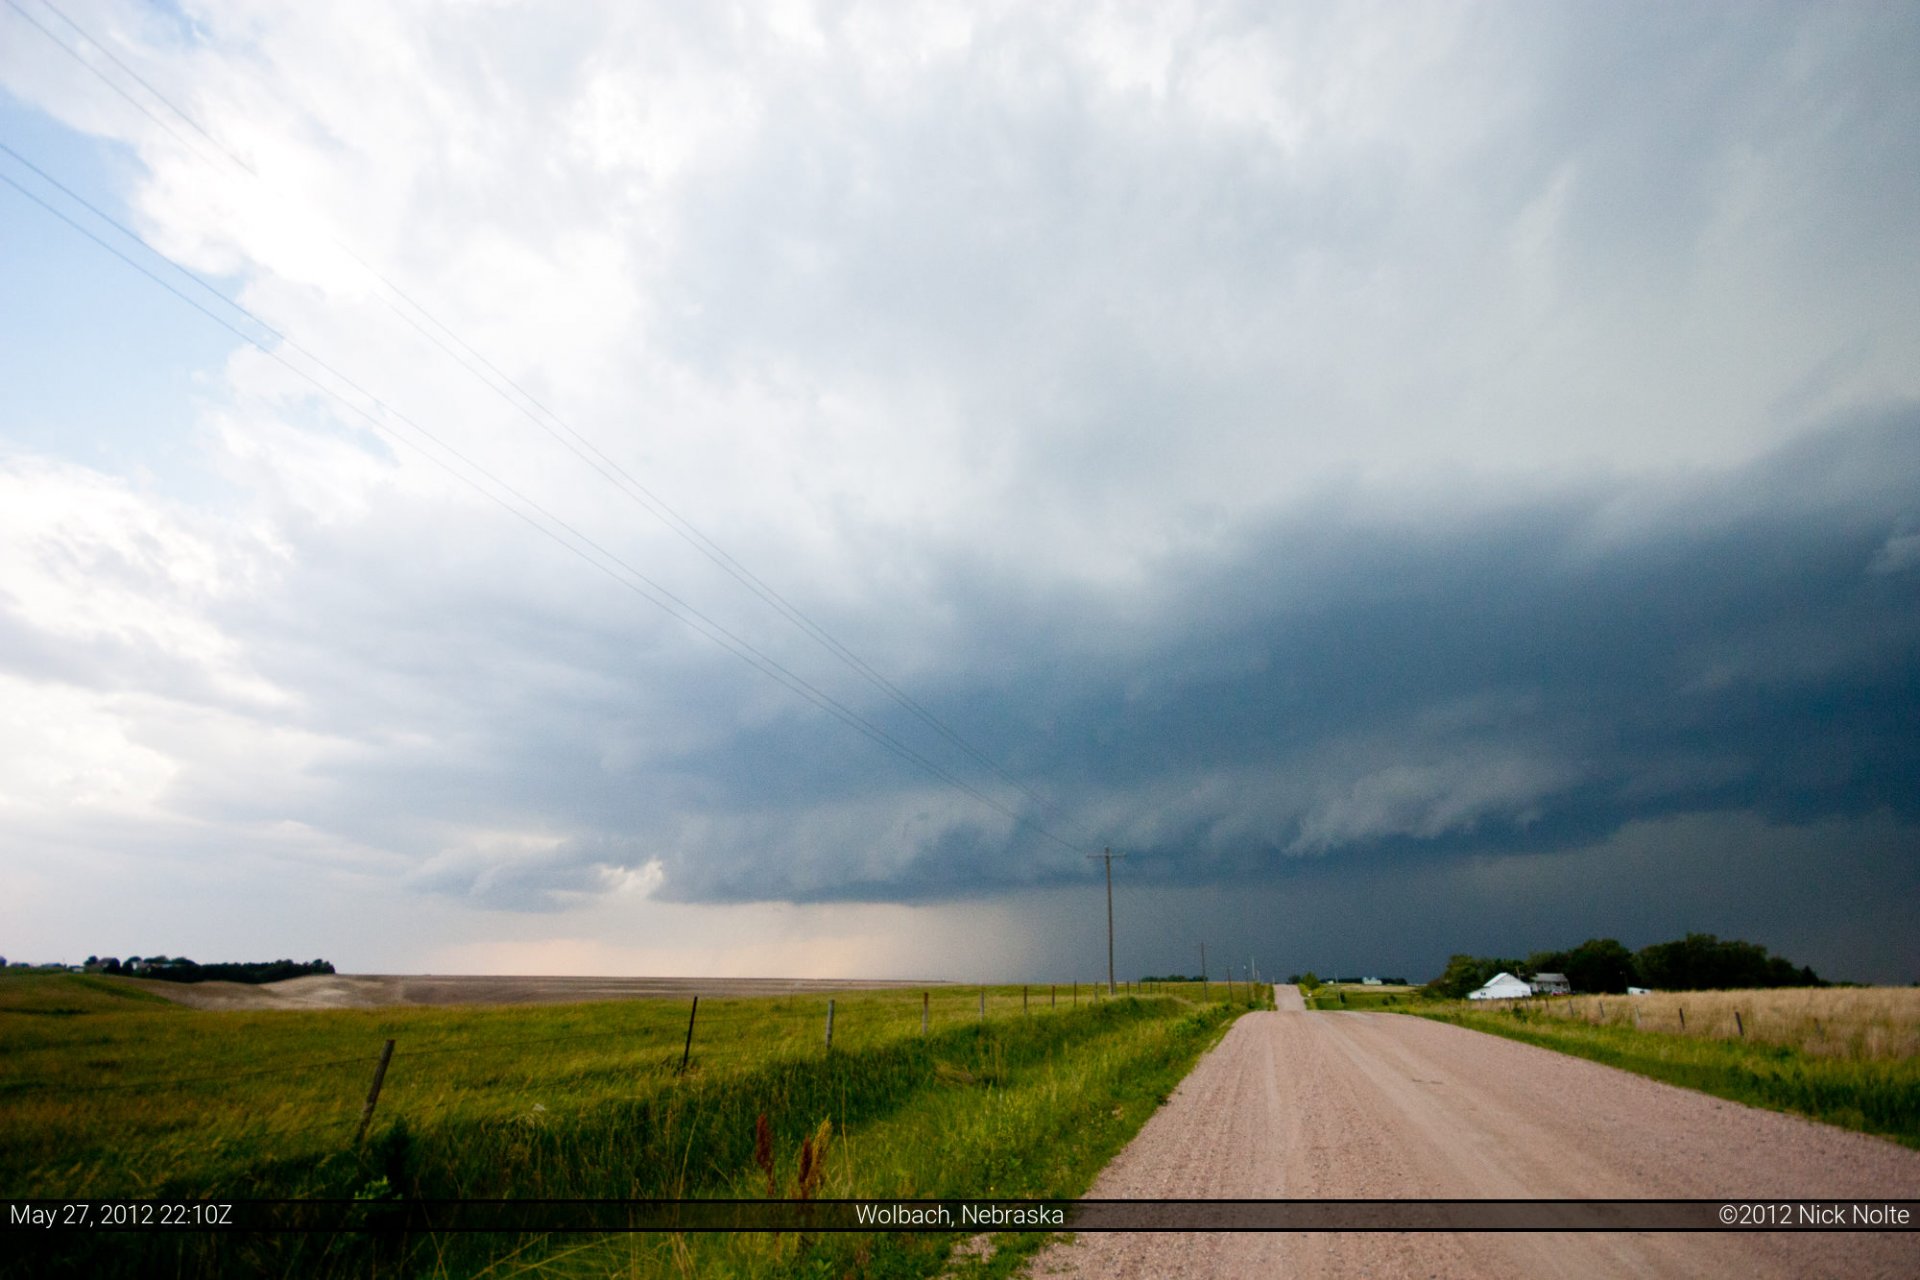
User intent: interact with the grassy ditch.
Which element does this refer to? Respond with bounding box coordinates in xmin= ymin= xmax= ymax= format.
xmin=1301 ymin=983 xmax=1418 ymax=1012
xmin=3 ymin=972 xmax=1261 ymax=1278
xmin=1409 ymin=998 xmax=1920 ymax=1151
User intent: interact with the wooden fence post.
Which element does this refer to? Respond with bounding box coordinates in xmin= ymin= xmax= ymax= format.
xmin=1678 ymin=1005 xmax=1686 ymax=1030
xmin=1050 ymin=984 xmax=1056 ymax=1008
xmin=678 ymin=997 xmax=698 ymax=1074
xmin=1023 ymin=985 xmax=1028 ymax=1015
xmin=921 ymin=991 xmax=929 ymax=1036
xmin=1734 ymin=1010 xmax=1745 ymax=1038
xmin=353 ymin=1039 xmax=396 ymax=1145
xmin=825 ymin=999 xmax=835 ymax=1051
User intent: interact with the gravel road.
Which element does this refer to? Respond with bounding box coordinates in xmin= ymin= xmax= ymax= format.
xmin=1025 ymin=987 xmax=1920 ymax=1278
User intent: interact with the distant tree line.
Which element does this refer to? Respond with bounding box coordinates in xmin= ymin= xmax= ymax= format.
xmin=85 ymin=955 xmax=335 ymax=985
xmin=1422 ymin=933 xmax=1825 ymax=999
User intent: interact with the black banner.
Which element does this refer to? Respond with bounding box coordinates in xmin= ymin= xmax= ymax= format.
xmin=8 ymin=1199 xmax=1917 ymax=1234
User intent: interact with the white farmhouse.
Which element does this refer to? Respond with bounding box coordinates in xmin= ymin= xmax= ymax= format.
xmin=1466 ymin=972 xmax=1533 ymax=1000
xmin=1529 ymin=972 xmax=1572 ymax=996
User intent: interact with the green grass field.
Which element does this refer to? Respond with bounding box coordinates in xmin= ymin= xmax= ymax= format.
xmin=2 ymin=972 xmax=1264 ymax=1278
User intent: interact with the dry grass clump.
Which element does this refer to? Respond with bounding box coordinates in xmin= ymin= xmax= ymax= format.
xmin=1529 ymin=987 xmax=1920 ymax=1059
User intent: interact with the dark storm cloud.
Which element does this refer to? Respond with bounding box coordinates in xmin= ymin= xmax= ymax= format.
xmin=644 ymin=408 xmax=1920 ymax=903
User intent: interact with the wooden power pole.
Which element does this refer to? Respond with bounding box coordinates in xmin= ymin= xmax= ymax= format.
xmin=1087 ymin=848 xmax=1125 ymax=994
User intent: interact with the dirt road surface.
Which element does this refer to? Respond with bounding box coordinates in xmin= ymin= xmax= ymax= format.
xmin=136 ymin=973 xmax=940 ymax=1010
xmin=1026 ymin=986 xmax=1920 ymax=1278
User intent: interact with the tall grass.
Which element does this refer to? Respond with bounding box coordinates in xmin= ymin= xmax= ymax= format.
xmin=1518 ymin=987 xmax=1920 ymax=1060
xmin=1409 ymin=990 xmax=1920 ymax=1151
xmin=2 ymin=973 xmax=1262 ymax=1278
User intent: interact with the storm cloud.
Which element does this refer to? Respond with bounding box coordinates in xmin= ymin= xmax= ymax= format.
xmin=2 ymin=1 xmax=1916 ymax=980
xmin=520 ymin=408 xmax=1920 ymax=905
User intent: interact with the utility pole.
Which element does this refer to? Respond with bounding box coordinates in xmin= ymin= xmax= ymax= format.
xmin=1087 ymin=848 xmax=1125 ymax=995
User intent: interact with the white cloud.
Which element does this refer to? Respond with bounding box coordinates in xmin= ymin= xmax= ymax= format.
xmin=0 ymin=675 xmax=176 ymax=816
xmin=19 ymin=2 xmax=1913 ymax=581
xmin=0 ymin=454 xmax=288 ymax=706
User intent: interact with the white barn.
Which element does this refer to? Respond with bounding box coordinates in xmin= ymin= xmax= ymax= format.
xmin=1466 ymin=971 xmax=1533 ymax=1000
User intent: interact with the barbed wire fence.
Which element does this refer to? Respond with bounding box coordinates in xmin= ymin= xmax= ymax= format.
xmin=6 ymin=980 xmax=1250 ymax=1192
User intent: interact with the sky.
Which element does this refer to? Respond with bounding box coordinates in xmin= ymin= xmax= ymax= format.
xmin=1 ymin=0 xmax=1916 ymax=984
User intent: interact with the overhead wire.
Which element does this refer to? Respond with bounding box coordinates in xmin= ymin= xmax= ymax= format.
xmin=0 ymin=153 xmax=1084 ymax=855
xmin=12 ymin=0 xmax=1101 ymax=854
xmin=3 ymin=0 xmax=235 ymax=176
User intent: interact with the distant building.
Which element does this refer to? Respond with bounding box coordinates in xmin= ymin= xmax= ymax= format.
xmin=1467 ymin=972 xmax=1533 ymax=1000
xmin=1628 ymin=986 xmax=1651 ymax=995
xmin=1529 ymin=972 xmax=1572 ymax=996
xmin=1361 ymin=977 xmax=1383 ymax=986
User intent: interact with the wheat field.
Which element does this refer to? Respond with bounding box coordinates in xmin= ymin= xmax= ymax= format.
xmin=1524 ymin=987 xmax=1920 ymax=1059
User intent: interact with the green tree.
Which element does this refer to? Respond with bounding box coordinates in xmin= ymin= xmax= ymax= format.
xmin=1564 ymin=938 xmax=1635 ymax=994
xmin=1633 ymin=934 xmax=1823 ymax=990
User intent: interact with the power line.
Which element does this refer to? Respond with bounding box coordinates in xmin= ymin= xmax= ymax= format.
xmin=3 ymin=0 xmax=236 ymax=176
xmin=10 ymin=0 xmax=1099 ymax=853
xmin=0 ymin=159 xmax=1086 ymax=855
xmin=24 ymin=0 xmax=257 ymax=175
xmin=0 ymin=160 xmax=1067 ymax=848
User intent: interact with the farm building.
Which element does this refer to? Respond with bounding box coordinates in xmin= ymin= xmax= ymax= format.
xmin=1530 ymin=972 xmax=1572 ymax=995
xmin=1467 ymin=972 xmax=1533 ymax=1000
